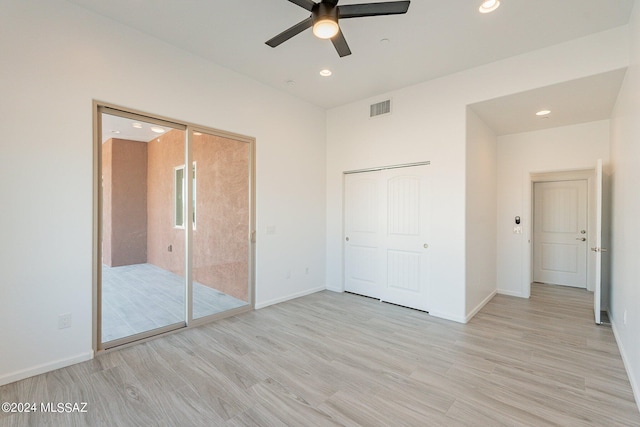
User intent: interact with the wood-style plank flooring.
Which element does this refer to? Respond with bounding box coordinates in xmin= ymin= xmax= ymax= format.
xmin=1 ymin=283 xmax=639 ymax=426
xmin=102 ymin=263 xmax=247 ymax=342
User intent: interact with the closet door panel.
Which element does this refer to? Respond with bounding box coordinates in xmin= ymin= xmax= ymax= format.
xmin=380 ymin=166 xmax=430 ymax=311
xmin=344 ymin=173 xmax=382 ymax=299
xmin=343 ymin=165 xmax=430 ymax=310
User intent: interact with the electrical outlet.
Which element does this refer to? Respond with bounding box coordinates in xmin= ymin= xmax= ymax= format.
xmin=58 ymin=313 xmax=72 ymax=329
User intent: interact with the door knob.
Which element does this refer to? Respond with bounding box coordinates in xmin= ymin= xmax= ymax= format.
xmin=345 ymin=237 xmax=349 ymax=242
xmin=423 ymin=243 xmax=429 ymax=249
xmin=576 ymin=237 xmax=586 ymax=241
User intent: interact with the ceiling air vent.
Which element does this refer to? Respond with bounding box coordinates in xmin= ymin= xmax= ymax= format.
xmin=370 ymin=99 xmax=391 ymax=118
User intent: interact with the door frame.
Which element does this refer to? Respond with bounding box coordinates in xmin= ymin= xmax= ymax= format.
xmin=527 ymin=169 xmax=596 ymax=297
xmin=92 ymin=101 xmax=256 ymax=354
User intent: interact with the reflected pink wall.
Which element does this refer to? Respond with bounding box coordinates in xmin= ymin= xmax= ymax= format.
xmin=192 ymin=134 xmax=249 ymax=301
xmin=102 ymin=138 xmax=148 ymax=267
xmin=102 ymin=140 xmax=113 ymax=266
xmin=146 ymin=130 xmax=249 ymax=301
xmin=146 ymin=131 xmax=186 ymax=276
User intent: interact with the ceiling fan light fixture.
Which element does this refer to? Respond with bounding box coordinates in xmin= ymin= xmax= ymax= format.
xmin=479 ymin=0 xmax=500 ymax=13
xmin=313 ymin=19 xmax=339 ymax=39
xmin=266 ymin=0 xmax=411 ymax=57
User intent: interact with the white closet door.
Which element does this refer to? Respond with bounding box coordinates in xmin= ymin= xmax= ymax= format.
xmin=344 ymin=172 xmax=382 ymax=299
xmin=379 ymin=166 xmax=430 ymax=311
xmin=344 ymin=165 xmax=430 ymax=311
xmin=533 ymin=180 xmax=588 ymax=288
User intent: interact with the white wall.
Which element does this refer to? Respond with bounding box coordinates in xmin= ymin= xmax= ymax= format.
xmin=0 ymin=0 xmax=326 ymax=385
xmin=610 ymin=0 xmax=640 ymax=410
xmin=496 ymin=121 xmax=611 ymax=297
xmin=465 ymin=109 xmax=497 ymax=319
xmin=327 ymin=27 xmax=628 ymax=323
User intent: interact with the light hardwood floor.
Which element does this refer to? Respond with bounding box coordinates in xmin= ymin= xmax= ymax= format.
xmin=1 ymin=283 xmax=639 ymax=426
xmin=102 ymin=263 xmax=248 ymax=343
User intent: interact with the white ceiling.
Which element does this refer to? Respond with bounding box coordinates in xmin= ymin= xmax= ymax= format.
xmin=70 ymin=0 xmax=633 ymax=133
xmin=470 ymin=69 xmax=627 ymax=136
xmin=101 ymin=114 xmax=174 ymax=143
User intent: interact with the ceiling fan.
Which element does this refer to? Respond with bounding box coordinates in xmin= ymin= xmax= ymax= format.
xmin=265 ymin=0 xmax=411 ymax=57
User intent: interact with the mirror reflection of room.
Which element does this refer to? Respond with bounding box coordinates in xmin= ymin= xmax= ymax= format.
xmin=100 ymin=113 xmax=249 ymax=345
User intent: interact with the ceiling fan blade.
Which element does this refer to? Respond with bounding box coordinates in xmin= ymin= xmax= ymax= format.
xmin=288 ymin=0 xmax=317 ymax=12
xmin=338 ymin=1 xmax=410 ymax=19
xmin=266 ymin=17 xmax=313 ymax=48
xmin=331 ymin=28 xmax=352 ymax=57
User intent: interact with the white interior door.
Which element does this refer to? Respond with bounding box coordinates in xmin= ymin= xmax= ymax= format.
xmin=344 ymin=172 xmax=382 ymax=299
xmin=344 ymin=165 xmax=430 ymax=311
xmin=533 ymin=180 xmax=588 ymax=288
xmin=379 ymin=167 xmax=430 ymax=311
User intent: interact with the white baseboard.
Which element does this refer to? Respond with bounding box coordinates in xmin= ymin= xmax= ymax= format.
xmin=255 ymin=286 xmax=326 ymax=310
xmin=0 ymin=351 xmax=94 ymax=387
xmin=428 ymin=310 xmax=467 ymax=324
xmin=497 ymin=289 xmax=528 ymax=298
xmin=611 ymin=319 xmax=640 ymax=413
xmin=430 ymin=290 xmax=497 ymax=324
xmin=325 ymin=286 xmax=343 ymax=293
xmin=465 ymin=290 xmax=497 ymax=323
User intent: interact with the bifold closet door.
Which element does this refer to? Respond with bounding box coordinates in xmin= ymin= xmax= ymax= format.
xmin=344 ymin=165 xmax=430 ymax=311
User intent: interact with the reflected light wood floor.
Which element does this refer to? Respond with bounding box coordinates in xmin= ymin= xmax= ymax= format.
xmin=1 ymin=283 xmax=639 ymax=426
xmin=102 ymin=263 xmax=247 ymax=342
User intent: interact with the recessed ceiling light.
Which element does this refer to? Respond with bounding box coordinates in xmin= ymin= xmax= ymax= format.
xmin=193 ymin=132 xmax=203 ymax=136
xmin=111 ymin=130 xmax=120 ymax=134
xmin=320 ymin=69 xmax=332 ymax=77
xmin=380 ymin=38 xmax=390 ymax=44
xmin=479 ymin=0 xmax=500 ymax=13
xmin=536 ymin=110 xmax=551 ymax=116
xmin=132 ymin=123 xmax=142 ymax=129
xmin=151 ymin=127 xmax=165 ymax=134
xmin=286 ymin=79 xmax=296 ymax=86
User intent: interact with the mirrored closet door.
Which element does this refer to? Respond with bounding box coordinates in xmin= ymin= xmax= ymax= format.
xmin=96 ymin=105 xmax=254 ymax=350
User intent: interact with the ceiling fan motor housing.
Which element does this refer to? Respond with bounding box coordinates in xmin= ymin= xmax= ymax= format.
xmin=314 ymin=2 xmax=339 ymax=25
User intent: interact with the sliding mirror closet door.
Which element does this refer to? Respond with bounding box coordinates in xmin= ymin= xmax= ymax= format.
xmin=100 ymin=110 xmax=187 ymax=347
xmin=97 ymin=104 xmax=255 ymax=350
xmin=191 ymin=130 xmax=251 ymax=319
